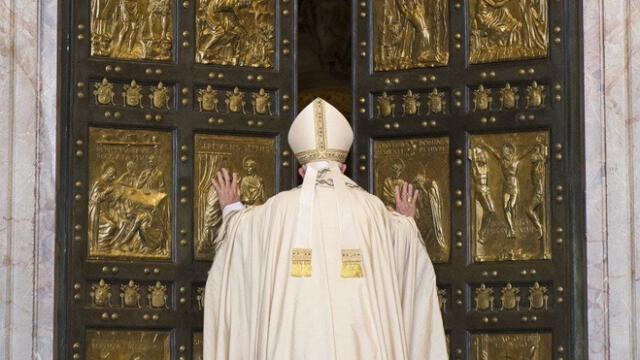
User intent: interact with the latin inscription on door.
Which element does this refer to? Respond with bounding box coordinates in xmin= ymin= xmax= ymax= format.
xmin=471 ymin=332 xmax=552 ymax=360
xmin=86 ymin=329 xmax=171 ymax=360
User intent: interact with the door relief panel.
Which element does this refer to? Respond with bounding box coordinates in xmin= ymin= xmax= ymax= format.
xmin=373 ymin=137 xmax=451 ymax=263
xmin=373 ymin=0 xmax=450 ymax=70
xmin=469 ymin=131 xmax=550 ymax=262
xmin=86 ymin=329 xmax=172 ymax=359
xmin=91 ymin=0 xmax=174 ymax=61
xmin=88 ymin=127 xmax=173 ymax=260
xmin=194 ymin=134 xmax=276 ymax=260
xmin=469 ymin=0 xmax=549 ymax=64
xmin=195 ymin=0 xmax=276 ymax=67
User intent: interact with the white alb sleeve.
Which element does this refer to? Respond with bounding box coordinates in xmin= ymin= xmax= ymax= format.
xmin=222 ymin=201 xmax=245 ymax=218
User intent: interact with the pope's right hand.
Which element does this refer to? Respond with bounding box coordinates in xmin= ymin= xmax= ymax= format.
xmin=390 ymin=181 xmax=419 ymax=219
xmin=212 ymin=168 xmax=241 ymax=209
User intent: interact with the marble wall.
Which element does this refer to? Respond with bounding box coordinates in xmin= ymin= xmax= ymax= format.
xmin=0 ymin=0 xmax=57 ymax=359
xmin=584 ymin=0 xmax=640 ymax=358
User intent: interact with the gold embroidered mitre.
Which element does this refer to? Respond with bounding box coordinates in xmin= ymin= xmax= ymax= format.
xmin=288 ymin=98 xmax=354 ymax=165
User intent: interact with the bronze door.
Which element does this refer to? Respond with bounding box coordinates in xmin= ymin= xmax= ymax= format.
xmin=352 ymin=0 xmax=585 ymax=359
xmin=58 ymin=0 xmax=296 ymax=359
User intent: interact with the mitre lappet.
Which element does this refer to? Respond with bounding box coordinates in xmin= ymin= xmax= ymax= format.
xmin=288 ymin=98 xmax=358 ymax=276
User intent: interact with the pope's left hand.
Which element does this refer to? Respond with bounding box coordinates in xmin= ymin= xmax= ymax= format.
xmin=391 ymin=181 xmax=419 ymax=218
xmin=212 ymin=168 xmax=241 ymax=209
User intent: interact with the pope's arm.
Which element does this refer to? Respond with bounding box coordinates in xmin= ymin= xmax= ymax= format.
xmin=387 ymin=211 xmax=448 ymax=359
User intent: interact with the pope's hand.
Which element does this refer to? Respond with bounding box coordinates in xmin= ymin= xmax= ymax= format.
xmin=212 ymin=168 xmax=241 ymax=209
xmin=390 ymin=181 xmax=419 ymax=218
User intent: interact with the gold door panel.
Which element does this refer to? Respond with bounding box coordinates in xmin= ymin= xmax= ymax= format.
xmin=90 ymin=0 xmax=173 ymax=61
xmin=373 ymin=0 xmax=449 ymax=70
xmin=195 ymin=0 xmax=275 ymax=67
xmin=373 ymin=137 xmax=451 ymax=263
xmin=193 ymin=332 xmax=204 ymax=360
xmin=88 ymin=127 xmax=173 ymax=260
xmin=469 ymin=0 xmax=549 ymax=64
xmin=469 ymin=131 xmax=551 ymax=262
xmin=471 ymin=332 xmax=552 ymax=360
xmin=194 ymin=134 xmax=276 ymax=260
xmin=86 ymin=329 xmax=171 ymax=360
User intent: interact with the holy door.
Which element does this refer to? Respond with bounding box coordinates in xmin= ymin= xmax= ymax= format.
xmin=59 ymin=0 xmax=585 ymax=359
xmin=351 ymin=0 xmax=585 ymax=359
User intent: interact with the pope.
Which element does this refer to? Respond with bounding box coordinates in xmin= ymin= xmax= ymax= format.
xmin=203 ymin=98 xmax=447 ymax=359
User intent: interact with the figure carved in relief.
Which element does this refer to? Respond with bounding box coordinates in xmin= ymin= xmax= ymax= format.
xmin=470 ymin=0 xmax=549 ymax=63
xmin=468 ymin=147 xmax=496 ymax=242
xmin=201 ymin=179 xmax=222 ymax=253
xmin=116 ymin=161 xmax=138 ymax=186
xmin=196 ymin=287 xmax=206 ymax=310
xmin=375 ymin=0 xmax=449 ymax=70
xmin=91 ymin=0 xmax=173 ymax=60
xmin=413 ymin=175 xmax=446 ymax=249
xmin=147 ymin=0 xmax=171 ymax=41
xmin=196 ymin=0 xmax=275 ymax=67
xmin=114 ymin=0 xmax=142 ymax=54
xmin=226 ymin=87 xmax=247 ymax=114
xmin=91 ymin=0 xmax=118 ymax=54
xmin=88 ymin=165 xmax=118 ymax=252
xmin=437 ymin=288 xmax=447 ymax=310
xmin=478 ymin=139 xmax=535 ymax=238
xmin=520 ymin=0 xmax=548 ymax=51
xmin=382 ymin=159 xmax=406 ymax=206
xmin=473 ymin=0 xmax=521 ymax=48
xmin=240 ymin=157 xmax=266 ymax=205
xmin=91 ymin=0 xmax=116 ymax=37
xmin=527 ymin=135 xmax=548 ymax=239
xmin=252 ymin=88 xmax=272 ymax=115
xmin=402 ymin=90 xmax=421 ymax=115
xmin=376 ymin=92 xmax=396 ymax=118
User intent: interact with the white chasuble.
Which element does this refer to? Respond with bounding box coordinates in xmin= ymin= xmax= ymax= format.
xmin=203 ymin=169 xmax=448 ymax=360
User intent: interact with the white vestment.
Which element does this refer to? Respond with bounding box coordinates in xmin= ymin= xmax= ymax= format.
xmin=203 ymin=165 xmax=448 ymax=359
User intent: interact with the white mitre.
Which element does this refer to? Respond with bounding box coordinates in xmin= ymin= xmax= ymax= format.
xmin=288 ymin=98 xmax=353 ymax=165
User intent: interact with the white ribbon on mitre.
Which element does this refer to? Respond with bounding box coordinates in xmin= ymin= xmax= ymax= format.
xmin=288 ymin=98 xmax=354 ymax=249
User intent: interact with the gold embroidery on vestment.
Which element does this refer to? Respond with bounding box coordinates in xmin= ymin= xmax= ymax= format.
xmin=291 ymin=248 xmax=312 ymax=277
xmin=341 ymin=249 xmax=364 ymax=278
